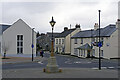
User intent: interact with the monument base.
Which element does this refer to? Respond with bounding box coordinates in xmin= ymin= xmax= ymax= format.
xmin=44 ymin=56 xmax=61 ymax=73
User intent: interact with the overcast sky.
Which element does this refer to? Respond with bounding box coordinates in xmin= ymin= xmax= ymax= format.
xmin=0 ymin=0 xmax=119 ymax=33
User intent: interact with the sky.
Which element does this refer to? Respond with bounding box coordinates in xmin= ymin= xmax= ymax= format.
xmin=0 ymin=0 xmax=119 ymax=33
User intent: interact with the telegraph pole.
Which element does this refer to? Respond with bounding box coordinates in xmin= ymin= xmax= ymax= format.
xmin=32 ymin=28 xmax=35 ymax=61
xmin=98 ymin=10 xmax=101 ymax=70
xmin=70 ymin=24 xmax=71 ymax=54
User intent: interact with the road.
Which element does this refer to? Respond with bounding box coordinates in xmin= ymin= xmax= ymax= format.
xmin=2 ymin=53 xmax=119 ymax=70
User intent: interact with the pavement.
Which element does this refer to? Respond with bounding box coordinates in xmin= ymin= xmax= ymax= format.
xmin=2 ymin=68 xmax=118 ymax=78
xmin=2 ymin=56 xmax=44 ymax=64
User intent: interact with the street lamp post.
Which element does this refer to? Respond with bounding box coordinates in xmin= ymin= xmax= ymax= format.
xmin=98 ymin=10 xmax=101 ymax=70
xmin=50 ymin=16 xmax=56 ymax=57
xmin=44 ymin=16 xmax=61 ymax=73
xmin=32 ymin=28 xmax=35 ymax=61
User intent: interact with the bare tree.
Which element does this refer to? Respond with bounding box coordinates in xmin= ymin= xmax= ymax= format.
xmin=2 ymin=42 xmax=9 ymax=58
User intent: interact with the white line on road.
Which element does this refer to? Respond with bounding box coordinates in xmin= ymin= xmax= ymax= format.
xmin=74 ymin=62 xmax=81 ymax=63
xmin=38 ymin=62 xmax=43 ymax=64
xmin=107 ymin=67 xmax=115 ymax=69
xmin=92 ymin=67 xmax=115 ymax=70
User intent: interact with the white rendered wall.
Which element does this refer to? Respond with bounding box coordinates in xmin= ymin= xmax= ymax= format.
xmin=2 ymin=19 xmax=36 ymax=57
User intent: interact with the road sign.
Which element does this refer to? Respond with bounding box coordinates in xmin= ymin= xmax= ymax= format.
xmin=32 ymin=44 xmax=34 ymax=48
xmin=98 ymin=42 xmax=102 ymax=47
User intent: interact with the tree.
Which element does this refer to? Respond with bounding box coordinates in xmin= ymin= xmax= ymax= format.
xmin=36 ymin=31 xmax=40 ymax=38
xmin=2 ymin=42 xmax=9 ymax=58
xmin=36 ymin=43 xmax=40 ymax=52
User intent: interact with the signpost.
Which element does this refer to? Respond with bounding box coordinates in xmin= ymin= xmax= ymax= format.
xmin=98 ymin=42 xmax=102 ymax=47
xmin=32 ymin=28 xmax=35 ymax=61
xmin=32 ymin=44 xmax=34 ymax=48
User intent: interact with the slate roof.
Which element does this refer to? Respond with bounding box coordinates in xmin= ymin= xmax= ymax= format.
xmin=0 ymin=24 xmax=11 ymax=33
xmin=47 ymin=32 xmax=61 ymax=38
xmin=76 ymin=43 xmax=91 ymax=50
xmin=72 ymin=24 xmax=116 ymax=38
xmin=56 ymin=28 xmax=76 ymax=38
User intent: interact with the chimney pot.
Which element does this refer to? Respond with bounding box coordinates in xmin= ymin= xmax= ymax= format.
xmin=64 ymin=27 xmax=68 ymax=31
xmin=117 ymin=19 xmax=120 ymax=21
xmin=75 ymin=24 xmax=80 ymax=28
xmin=116 ymin=19 xmax=120 ymax=29
xmin=94 ymin=23 xmax=99 ymax=30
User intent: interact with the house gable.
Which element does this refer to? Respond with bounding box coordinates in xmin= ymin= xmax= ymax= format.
xmin=2 ymin=19 xmax=36 ymax=55
xmin=3 ymin=19 xmax=33 ymax=34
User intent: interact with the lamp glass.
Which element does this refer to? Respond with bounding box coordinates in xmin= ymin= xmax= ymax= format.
xmin=50 ymin=21 xmax=56 ymax=27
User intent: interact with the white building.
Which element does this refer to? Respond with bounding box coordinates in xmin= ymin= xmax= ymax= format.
xmin=55 ymin=24 xmax=81 ymax=54
xmin=71 ymin=20 xmax=120 ymax=59
xmin=0 ymin=19 xmax=36 ymax=57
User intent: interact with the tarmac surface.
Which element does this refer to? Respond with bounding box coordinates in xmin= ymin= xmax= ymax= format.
xmin=1 ymin=54 xmax=120 ymax=79
xmin=2 ymin=68 xmax=118 ymax=78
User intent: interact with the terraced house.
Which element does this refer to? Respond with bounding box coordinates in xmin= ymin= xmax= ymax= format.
xmin=54 ymin=24 xmax=81 ymax=54
xmin=71 ymin=19 xmax=120 ymax=59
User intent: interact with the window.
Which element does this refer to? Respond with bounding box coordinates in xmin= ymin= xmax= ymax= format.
xmin=81 ymin=50 xmax=83 ymax=56
xmin=96 ymin=38 xmax=98 ymax=42
xmin=74 ymin=48 xmax=78 ymax=55
xmin=101 ymin=37 xmax=104 ymax=41
xmin=83 ymin=50 xmax=85 ymax=57
xmin=59 ymin=39 xmax=61 ymax=44
xmin=81 ymin=38 xmax=83 ymax=44
xmin=62 ymin=39 xmax=64 ymax=44
xmin=101 ymin=37 xmax=104 ymax=45
xmin=92 ymin=49 xmax=95 ymax=56
xmin=56 ymin=39 xmax=58 ymax=44
xmin=56 ymin=47 xmax=58 ymax=52
xmin=74 ymin=39 xmax=77 ymax=44
xmin=92 ymin=38 xmax=95 ymax=42
xmin=101 ymin=50 xmax=103 ymax=57
xmin=17 ymin=35 xmax=23 ymax=54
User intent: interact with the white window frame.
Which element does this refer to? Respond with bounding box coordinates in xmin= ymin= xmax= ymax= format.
xmin=74 ymin=39 xmax=77 ymax=44
xmin=81 ymin=38 xmax=83 ymax=44
xmin=17 ymin=35 xmax=23 ymax=54
xmin=59 ymin=39 xmax=61 ymax=44
xmin=62 ymin=39 xmax=64 ymax=44
xmin=101 ymin=50 xmax=103 ymax=57
xmin=56 ymin=39 xmax=58 ymax=44
xmin=74 ymin=48 xmax=78 ymax=56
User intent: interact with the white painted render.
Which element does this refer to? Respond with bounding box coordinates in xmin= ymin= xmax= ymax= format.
xmin=0 ymin=35 xmax=2 ymax=54
xmin=0 ymin=26 xmax=2 ymax=54
xmin=54 ymin=38 xmax=65 ymax=53
xmin=71 ymin=38 xmax=91 ymax=57
xmin=71 ymin=21 xmax=119 ymax=59
xmin=2 ymin=19 xmax=36 ymax=57
xmin=54 ymin=28 xmax=81 ymax=54
xmin=65 ymin=28 xmax=81 ymax=54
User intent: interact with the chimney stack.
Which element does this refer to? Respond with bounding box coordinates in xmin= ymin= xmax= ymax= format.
xmin=75 ymin=24 xmax=80 ymax=28
xmin=116 ymin=19 xmax=120 ymax=29
xmin=94 ymin=23 xmax=99 ymax=30
xmin=64 ymin=27 xmax=68 ymax=31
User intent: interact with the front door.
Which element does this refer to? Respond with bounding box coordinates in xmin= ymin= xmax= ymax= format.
xmin=87 ymin=50 xmax=90 ymax=58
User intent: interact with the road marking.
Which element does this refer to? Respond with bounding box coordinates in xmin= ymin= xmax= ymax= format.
xmin=101 ymin=67 xmax=107 ymax=69
xmin=74 ymin=62 xmax=81 ymax=63
xmin=92 ymin=67 xmax=107 ymax=69
xmin=87 ymin=62 xmax=91 ymax=63
xmin=92 ymin=67 xmax=115 ymax=69
xmin=107 ymin=67 xmax=114 ymax=69
xmin=38 ymin=62 xmax=43 ymax=64
xmin=65 ymin=61 xmax=73 ymax=64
